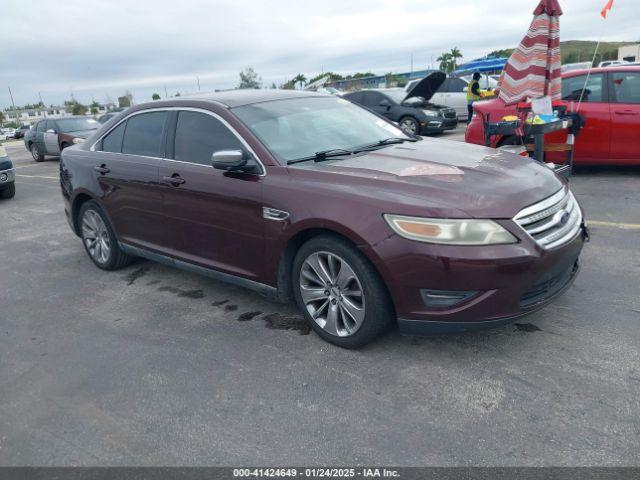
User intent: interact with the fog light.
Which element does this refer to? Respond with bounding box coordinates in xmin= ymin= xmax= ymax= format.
xmin=420 ymin=289 xmax=478 ymax=308
xmin=0 ymin=173 xmax=7 ymax=182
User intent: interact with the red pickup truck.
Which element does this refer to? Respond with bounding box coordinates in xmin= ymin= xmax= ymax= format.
xmin=465 ymin=66 xmax=640 ymax=165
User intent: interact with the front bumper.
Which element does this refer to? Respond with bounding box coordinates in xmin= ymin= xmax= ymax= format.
xmin=361 ymin=223 xmax=587 ymax=335
xmin=421 ymin=117 xmax=458 ymax=134
xmin=0 ymin=167 xmax=15 ymax=187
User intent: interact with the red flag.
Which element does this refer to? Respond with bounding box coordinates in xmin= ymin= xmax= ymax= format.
xmin=601 ymin=0 xmax=614 ymax=18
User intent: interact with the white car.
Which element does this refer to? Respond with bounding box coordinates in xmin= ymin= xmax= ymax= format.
xmin=598 ymin=60 xmax=629 ymax=68
xmin=420 ymin=75 xmax=498 ymax=120
xmin=1 ymin=128 xmax=16 ymax=140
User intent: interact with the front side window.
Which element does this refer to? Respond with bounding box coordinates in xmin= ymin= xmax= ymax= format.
xmin=122 ymin=111 xmax=167 ymax=157
xmin=562 ymin=74 xmax=604 ymax=102
xmin=233 ymin=96 xmax=408 ymax=164
xmin=173 ymin=111 xmax=243 ymax=166
xmin=35 ymin=121 xmax=45 ymax=132
xmin=611 ymin=72 xmax=640 ymax=104
xmin=101 ymin=122 xmax=126 ymax=153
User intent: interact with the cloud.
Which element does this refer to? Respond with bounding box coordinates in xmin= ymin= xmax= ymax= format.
xmin=0 ymin=0 xmax=638 ymax=108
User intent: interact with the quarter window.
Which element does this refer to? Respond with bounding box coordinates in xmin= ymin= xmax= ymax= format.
xmin=173 ymin=111 xmax=243 ymax=166
xmin=122 ymin=111 xmax=167 ymax=157
xmin=562 ymin=74 xmax=604 ymax=103
xmin=611 ymin=72 xmax=640 ymax=104
xmin=101 ymin=122 xmax=126 ymax=153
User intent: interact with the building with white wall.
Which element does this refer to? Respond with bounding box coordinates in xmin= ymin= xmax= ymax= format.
xmin=618 ymin=44 xmax=640 ymax=63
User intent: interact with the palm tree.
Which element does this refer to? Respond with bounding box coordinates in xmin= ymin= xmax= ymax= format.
xmin=449 ymin=47 xmax=463 ymax=71
xmin=293 ymin=73 xmax=307 ymax=90
xmin=0 ymin=111 xmax=5 ymax=127
xmin=437 ymin=53 xmax=452 ymax=72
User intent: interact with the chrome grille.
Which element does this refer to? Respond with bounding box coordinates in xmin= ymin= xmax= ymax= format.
xmin=514 ymin=188 xmax=582 ymax=249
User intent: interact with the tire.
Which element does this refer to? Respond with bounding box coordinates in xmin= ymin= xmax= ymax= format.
xmin=0 ymin=182 xmax=15 ymax=199
xmin=399 ymin=116 xmax=420 ymax=136
xmin=78 ymin=200 xmax=133 ymax=270
xmin=292 ymin=234 xmax=395 ymax=349
xmin=30 ymin=143 xmax=44 ymax=162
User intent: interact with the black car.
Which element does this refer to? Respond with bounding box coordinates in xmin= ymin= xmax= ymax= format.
xmin=343 ymin=71 xmax=457 ymax=135
xmin=0 ymin=145 xmax=15 ymax=199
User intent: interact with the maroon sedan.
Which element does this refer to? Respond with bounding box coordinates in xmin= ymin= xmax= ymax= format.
xmin=59 ymin=90 xmax=587 ymax=348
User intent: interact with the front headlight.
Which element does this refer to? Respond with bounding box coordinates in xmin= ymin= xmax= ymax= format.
xmin=384 ymin=214 xmax=517 ymax=245
xmin=72 ymin=137 xmax=84 ymax=144
xmin=422 ymin=109 xmax=441 ymax=117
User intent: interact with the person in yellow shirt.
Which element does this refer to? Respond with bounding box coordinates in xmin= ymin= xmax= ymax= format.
xmin=466 ymin=72 xmax=482 ymax=124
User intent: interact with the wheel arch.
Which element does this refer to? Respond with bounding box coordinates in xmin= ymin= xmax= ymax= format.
xmin=70 ymin=191 xmax=99 ymax=235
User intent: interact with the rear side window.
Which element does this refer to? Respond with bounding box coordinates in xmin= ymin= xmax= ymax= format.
xmin=173 ymin=111 xmax=243 ymax=166
xmin=450 ymin=78 xmax=467 ymax=92
xmin=122 ymin=111 xmax=167 ymax=157
xmin=35 ymin=121 xmax=45 ymax=132
xmin=345 ymin=92 xmax=364 ymax=104
xmin=562 ymin=74 xmax=604 ymax=102
xmin=101 ymin=122 xmax=126 ymax=153
xmin=612 ymin=72 xmax=640 ymax=104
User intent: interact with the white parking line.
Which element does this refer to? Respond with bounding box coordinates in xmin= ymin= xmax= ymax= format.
xmin=16 ymin=174 xmax=59 ymax=180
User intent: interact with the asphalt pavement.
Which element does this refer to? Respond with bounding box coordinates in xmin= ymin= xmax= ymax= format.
xmin=0 ymin=133 xmax=639 ymax=466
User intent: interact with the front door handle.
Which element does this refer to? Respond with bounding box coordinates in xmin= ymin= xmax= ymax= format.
xmin=162 ymin=174 xmax=186 ymax=186
xmin=614 ymin=110 xmax=639 ymax=116
xmin=94 ymin=164 xmax=110 ymax=174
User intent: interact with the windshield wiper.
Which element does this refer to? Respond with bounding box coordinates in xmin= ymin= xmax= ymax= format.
xmin=353 ymin=137 xmax=416 ymax=153
xmin=287 ymin=148 xmax=354 ymax=165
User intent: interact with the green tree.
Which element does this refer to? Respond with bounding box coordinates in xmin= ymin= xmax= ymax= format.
xmin=90 ymin=101 xmax=100 ymax=115
xmin=152 ymin=93 xmax=161 ymax=100
xmin=71 ymin=102 xmax=88 ymax=115
xmin=293 ymin=73 xmax=307 ymax=89
xmin=281 ymin=79 xmax=296 ymax=90
xmin=238 ymin=67 xmax=262 ymax=89
xmin=437 ymin=53 xmax=453 ymax=73
xmin=118 ymin=91 xmax=132 ymax=108
xmin=0 ymin=111 xmax=5 ymax=126
xmin=385 ymin=72 xmax=401 ymax=87
xmin=306 ymin=72 xmax=344 ymax=85
xmin=449 ymin=47 xmax=463 ymax=71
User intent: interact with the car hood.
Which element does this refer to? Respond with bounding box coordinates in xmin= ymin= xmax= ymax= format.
xmin=292 ymin=138 xmax=564 ymax=219
xmin=404 ymin=71 xmax=446 ymax=102
xmin=62 ymin=129 xmax=98 ymax=139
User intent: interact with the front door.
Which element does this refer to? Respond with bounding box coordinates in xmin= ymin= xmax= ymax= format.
xmin=561 ymin=73 xmax=611 ymax=163
xmin=43 ymin=120 xmax=60 ymax=155
xmin=365 ymin=92 xmax=394 ymax=119
xmin=159 ymin=110 xmax=265 ymax=281
xmin=609 ymin=70 xmax=640 ymax=162
xmin=92 ymin=111 xmax=167 ymax=252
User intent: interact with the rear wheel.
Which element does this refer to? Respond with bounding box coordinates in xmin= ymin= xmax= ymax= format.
xmin=292 ymin=235 xmax=394 ymax=348
xmin=78 ymin=200 xmax=133 ymax=270
xmin=399 ymin=116 xmax=419 ymax=135
xmin=0 ymin=183 xmax=15 ymax=199
xmin=30 ymin=143 xmax=44 ymax=162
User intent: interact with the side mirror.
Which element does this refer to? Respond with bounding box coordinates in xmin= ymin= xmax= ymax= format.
xmin=379 ymin=100 xmax=391 ymax=108
xmin=46 ymin=129 xmax=57 ymax=134
xmin=212 ymin=149 xmax=248 ymax=171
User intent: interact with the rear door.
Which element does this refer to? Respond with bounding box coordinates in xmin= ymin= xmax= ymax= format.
xmin=609 ymin=70 xmax=640 ymax=162
xmin=93 ymin=111 xmax=167 ymax=252
xmin=159 ymin=109 xmax=265 ymax=280
xmin=561 ymin=73 xmax=610 ymax=163
xmin=32 ymin=121 xmax=46 ymax=152
xmin=43 ymin=120 xmax=60 ymax=155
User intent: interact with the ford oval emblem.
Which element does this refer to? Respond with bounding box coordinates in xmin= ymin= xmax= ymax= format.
xmin=560 ymin=211 xmax=570 ymax=226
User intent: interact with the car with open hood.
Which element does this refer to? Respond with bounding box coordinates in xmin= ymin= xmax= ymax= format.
xmin=59 ymin=90 xmax=587 ymax=348
xmin=343 ymin=72 xmax=458 ymax=135
xmin=24 ymin=116 xmax=100 ymax=161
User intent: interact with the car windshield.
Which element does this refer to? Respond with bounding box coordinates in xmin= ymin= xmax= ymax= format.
xmin=57 ymin=118 xmax=100 ymax=133
xmin=233 ymin=96 xmax=409 ymax=164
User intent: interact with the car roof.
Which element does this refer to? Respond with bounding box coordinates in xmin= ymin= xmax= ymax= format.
xmin=147 ymin=89 xmax=327 ymax=109
xmin=563 ymin=65 xmax=640 ymax=77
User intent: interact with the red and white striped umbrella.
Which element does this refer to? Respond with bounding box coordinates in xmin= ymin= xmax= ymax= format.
xmin=498 ymin=0 xmax=563 ymax=105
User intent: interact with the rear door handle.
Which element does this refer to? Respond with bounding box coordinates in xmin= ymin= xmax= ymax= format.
xmin=162 ymin=174 xmax=186 ymax=186
xmin=614 ymin=110 xmax=639 ymax=116
xmin=94 ymin=164 xmax=110 ymax=174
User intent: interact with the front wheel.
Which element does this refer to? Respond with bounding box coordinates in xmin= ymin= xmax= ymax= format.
xmin=30 ymin=143 xmax=44 ymax=162
xmin=399 ymin=116 xmax=420 ymax=136
xmin=0 ymin=183 xmax=15 ymax=199
xmin=78 ymin=200 xmax=133 ymax=270
xmin=292 ymin=235 xmax=394 ymax=348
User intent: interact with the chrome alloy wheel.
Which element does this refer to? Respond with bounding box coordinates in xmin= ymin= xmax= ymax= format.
xmin=81 ymin=209 xmax=111 ymax=264
xmin=299 ymin=251 xmax=365 ymax=337
xmin=30 ymin=144 xmax=40 ymax=161
xmin=399 ymin=118 xmax=418 ymax=135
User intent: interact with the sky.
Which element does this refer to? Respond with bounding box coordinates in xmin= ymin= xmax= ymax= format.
xmin=0 ymin=0 xmax=638 ymax=110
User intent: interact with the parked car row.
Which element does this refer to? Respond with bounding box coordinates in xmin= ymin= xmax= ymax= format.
xmin=466 ymin=65 xmax=640 ymax=165
xmin=60 ymin=90 xmax=586 ymax=348
xmin=23 ymin=117 xmax=101 ymax=161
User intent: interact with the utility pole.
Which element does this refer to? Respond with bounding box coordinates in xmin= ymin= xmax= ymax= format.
xmin=410 ymin=53 xmax=414 ymax=75
xmin=8 ymin=86 xmax=19 ymax=126
xmin=197 ymin=76 xmax=201 ymax=91
xmin=38 ymin=92 xmax=46 ymax=117
xmin=164 ymin=85 xmax=168 ymax=98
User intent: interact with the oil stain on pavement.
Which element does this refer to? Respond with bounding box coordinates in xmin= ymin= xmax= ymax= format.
xmin=514 ymin=323 xmax=542 ymax=333
xmin=237 ymin=311 xmax=262 ymax=321
xmin=157 ymin=286 xmax=205 ymax=299
xmin=125 ymin=266 xmax=151 ymax=285
xmin=262 ymin=313 xmax=310 ymax=335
